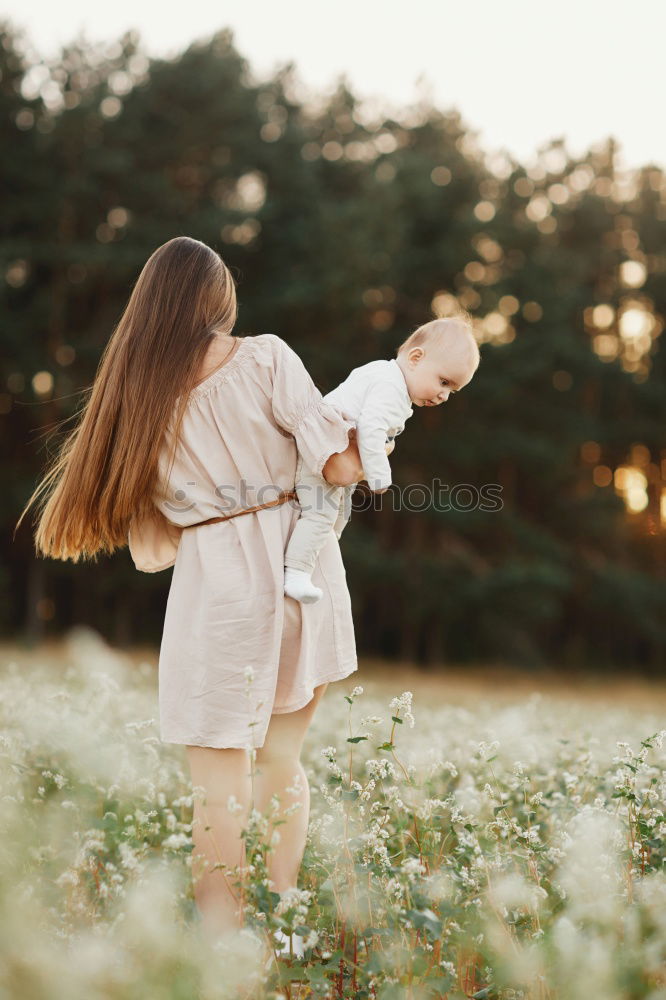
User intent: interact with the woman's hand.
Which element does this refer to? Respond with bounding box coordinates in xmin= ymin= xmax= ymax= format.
xmin=322 ymin=429 xmax=364 ymax=487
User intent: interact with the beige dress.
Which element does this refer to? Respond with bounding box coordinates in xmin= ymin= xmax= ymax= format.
xmin=128 ymin=333 xmax=359 ymax=750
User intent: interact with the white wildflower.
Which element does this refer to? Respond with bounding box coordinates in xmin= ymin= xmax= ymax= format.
xmin=285 ymin=771 xmax=304 ymax=796
xmin=118 ymin=842 xmax=141 ymax=872
xmin=389 ymin=691 xmax=415 ymax=727
xmin=162 ymin=832 xmax=190 ymax=850
xmin=304 ymin=930 xmax=319 ymax=949
xmin=401 ymin=856 xmax=426 ymax=877
xmin=365 ymin=758 xmax=397 ymax=780
xmin=360 ymin=715 xmax=384 ymax=727
xmin=55 ymin=869 xmax=79 ymax=887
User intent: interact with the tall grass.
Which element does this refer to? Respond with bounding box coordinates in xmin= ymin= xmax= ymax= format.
xmin=1 ymin=626 xmax=664 ymax=999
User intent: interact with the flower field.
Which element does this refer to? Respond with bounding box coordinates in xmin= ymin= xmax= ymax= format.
xmin=1 ymin=628 xmax=665 ymax=999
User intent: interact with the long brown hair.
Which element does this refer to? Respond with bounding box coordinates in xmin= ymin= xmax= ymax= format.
xmin=15 ymin=236 xmax=237 ymax=562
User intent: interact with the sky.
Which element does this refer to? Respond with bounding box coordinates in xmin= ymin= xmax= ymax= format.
xmin=5 ymin=0 xmax=664 ymax=172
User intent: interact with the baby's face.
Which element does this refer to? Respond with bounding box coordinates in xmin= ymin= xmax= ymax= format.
xmin=398 ymin=333 xmax=477 ymax=407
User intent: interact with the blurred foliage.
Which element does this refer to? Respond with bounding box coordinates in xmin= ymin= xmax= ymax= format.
xmin=2 ymin=638 xmax=666 ymax=998
xmin=2 ymin=20 xmax=665 ymax=670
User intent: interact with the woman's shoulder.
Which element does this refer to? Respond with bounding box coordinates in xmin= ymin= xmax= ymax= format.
xmin=248 ymin=333 xmax=305 ymax=367
xmin=253 ymin=332 xmax=288 ymax=352
xmin=243 ymin=333 xmax=293 ymax=370
xmin=242 ymin=332 xmax=288 ymax=357
xmin=184 ymin=334 xmax=308 ymax=407
xmin=184 ymin=333 xmax=278 ymax=401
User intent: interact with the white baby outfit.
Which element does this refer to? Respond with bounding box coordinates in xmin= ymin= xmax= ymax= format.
xmin=284 ymin=357 xmax=414 ymax=576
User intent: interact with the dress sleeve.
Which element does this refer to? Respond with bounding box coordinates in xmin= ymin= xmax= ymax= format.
xmin=270 ymin=335 xmax=356 ymax=477
xmin=128 ymin=509 xmax=183 ymax=573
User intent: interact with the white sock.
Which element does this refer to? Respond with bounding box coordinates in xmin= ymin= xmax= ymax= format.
xmin=284 ymin=567 xmax=323 ymax=604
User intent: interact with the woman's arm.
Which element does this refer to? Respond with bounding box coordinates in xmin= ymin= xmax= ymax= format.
xmin=269 ymin=335 xmax=360 ymax=482
xmin=322 ymin=429 xmax=364 ymax=487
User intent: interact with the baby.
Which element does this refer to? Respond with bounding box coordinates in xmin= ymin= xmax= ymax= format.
xmin=284 ymin=316 xmax=481 ymax=603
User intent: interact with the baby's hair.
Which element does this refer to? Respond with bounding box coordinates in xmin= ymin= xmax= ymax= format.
xmin=395 ymin=308 xmax=480 ymax=370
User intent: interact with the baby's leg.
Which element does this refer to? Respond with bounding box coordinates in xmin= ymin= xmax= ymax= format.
xmin=284 ymin=459 xmax=341 ymax=604
xmin=330 ymin=436 xmax=389 ymax=538
xmin=333 ymin=483 xmax=356 ymax=540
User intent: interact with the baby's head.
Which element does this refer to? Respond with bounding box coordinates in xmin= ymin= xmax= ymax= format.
xmin=395 ymin=314 xmax=480 ymax=407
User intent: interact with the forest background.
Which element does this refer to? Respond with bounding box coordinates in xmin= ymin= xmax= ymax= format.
xmin=3 ymin=21 xmax=665 ymax=672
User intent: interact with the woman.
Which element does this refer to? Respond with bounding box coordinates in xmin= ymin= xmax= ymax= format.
xmin=16 ymin=236 xmax=364 ymax=940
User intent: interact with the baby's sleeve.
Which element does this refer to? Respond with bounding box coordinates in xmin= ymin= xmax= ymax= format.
xmin=356 ymin=380 xmax=405 ymax=490
xmin=128 ymin=509 xmax=182 ymax=572
xmin=269 ymin=335 xmax=356 ymax=478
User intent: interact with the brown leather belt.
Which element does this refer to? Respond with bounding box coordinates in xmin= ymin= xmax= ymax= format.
xmin=182 ymin=489 xmax=298 ymax=529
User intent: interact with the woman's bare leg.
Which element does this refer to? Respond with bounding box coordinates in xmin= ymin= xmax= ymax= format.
xmin=252 ymin=683 xmax=328 ymax=892
xmin=184 ymin=745 xmax=252 ymax=938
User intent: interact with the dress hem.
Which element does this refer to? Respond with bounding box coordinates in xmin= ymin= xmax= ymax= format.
xmin=159 ymin=661 xmax=359 ymax=750
xmin=271 ymin=661 xmax=359 ymax=714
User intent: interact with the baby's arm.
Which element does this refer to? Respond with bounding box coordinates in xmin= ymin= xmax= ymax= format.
xmin=356 ymin=380 xmax=406 ymax=492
